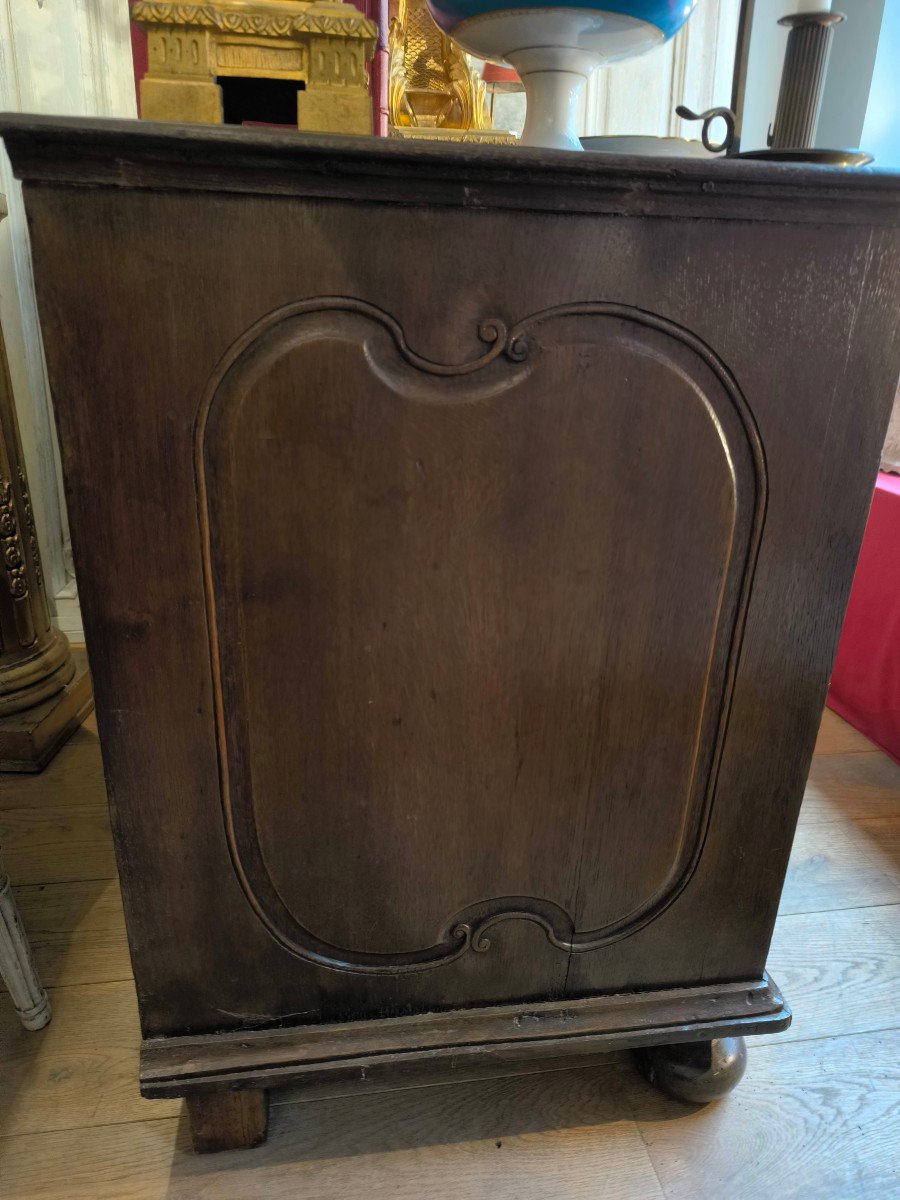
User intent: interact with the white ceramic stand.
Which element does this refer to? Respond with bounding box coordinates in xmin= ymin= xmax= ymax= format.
xmin=0 ymin=865 xmax=51 ymax=1030
xmin=514 ymin=51 xmax=597 ymax=151
xmin=449 ymin=8 xmax=663 ymax=150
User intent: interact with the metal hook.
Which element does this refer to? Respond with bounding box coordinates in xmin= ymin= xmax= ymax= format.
xmin=675 ymin=104 xmax=736 ymax=154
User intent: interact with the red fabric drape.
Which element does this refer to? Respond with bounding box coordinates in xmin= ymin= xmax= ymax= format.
xmin=827 ymin=472 xmax=900 ymax=763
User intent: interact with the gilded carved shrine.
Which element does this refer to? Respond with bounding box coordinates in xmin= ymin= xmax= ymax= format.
xmin=388 ymin=0 xmax=514 ymax=142
xmin=131 ymin=0 xmax=377 ymax=135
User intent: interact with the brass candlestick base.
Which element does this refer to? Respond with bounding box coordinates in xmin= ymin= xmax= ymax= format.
xmin=739 ymin=148 xmax=873 ymax=167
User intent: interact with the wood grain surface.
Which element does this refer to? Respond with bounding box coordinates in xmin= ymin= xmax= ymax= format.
xmin=2 ymin=706 xmax=898 ymax=1197
xmin=3 ymin=117 xmax=900 ymax=1162
xmin=5 ymin=119 xmax=898 ymax=1048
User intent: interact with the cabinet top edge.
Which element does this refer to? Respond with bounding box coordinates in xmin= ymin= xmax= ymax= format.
xmin=2 ymin=114 xmax=899 ymax=225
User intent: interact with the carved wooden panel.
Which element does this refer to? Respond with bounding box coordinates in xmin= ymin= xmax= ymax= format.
xmin=10 ymin=117 xmax=899 ymax=1051
xmin=198 ymin=299 xmax=764 ymax=976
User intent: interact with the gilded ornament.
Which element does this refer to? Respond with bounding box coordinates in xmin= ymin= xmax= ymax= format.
xmin=0 ymin=480 xmax=27 ymax=600
xmin=17 ymin=470 xmax=42 ymax=589
xmin=388 ymin=0 xmax=495 ymax=134
xmin=132 ymin=0 xmax=377 ymax=135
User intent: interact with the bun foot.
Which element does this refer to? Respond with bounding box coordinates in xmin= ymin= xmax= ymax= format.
xmin=633 ymin=1036 xmax=747 ymax=1104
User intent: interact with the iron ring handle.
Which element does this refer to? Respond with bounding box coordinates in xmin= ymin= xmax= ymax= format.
xmin=675 ymin=104 xmax=736 ymax=154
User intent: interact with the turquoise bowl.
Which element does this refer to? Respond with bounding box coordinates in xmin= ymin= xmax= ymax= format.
xmin=428 ymin=0 xmax=698 ymax=41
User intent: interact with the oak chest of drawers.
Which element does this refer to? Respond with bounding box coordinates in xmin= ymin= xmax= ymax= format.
xmin=3 ymin=115 xmax=898 ymax=1151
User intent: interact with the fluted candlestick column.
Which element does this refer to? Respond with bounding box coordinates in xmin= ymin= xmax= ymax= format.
xmin=771 ymin=10 xmax=844 ymax=150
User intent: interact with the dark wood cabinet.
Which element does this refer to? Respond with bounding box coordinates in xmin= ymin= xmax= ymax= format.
xmin=3 ymin=115 xmax=898 ymax=1151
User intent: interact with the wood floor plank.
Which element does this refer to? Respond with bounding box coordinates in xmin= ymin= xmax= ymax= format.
xmin=798 ymin=751 xmax=900 ymax=826
xmin=762 ymin=904 xmax=900 ymax=1045
xmin=859 ymin=815 xmax=900 ymax=865
xmin=0 ymin=720 xmax=104 ymax=812
xmin=0 ymin=980 xmax=179 ymax=1138
xmin=0 ymin=654 xmax=897 ymax=1196
xmin=11 ymin=899 xmax=896 ymax=1155
xmin=0 ymin=1064 xmax=664 ymax=1200
xmin=631 ymin=1030 xmax=900 ymax=1200
xmin=1 ymin=878 xmax=132 ymax=988
xmin=0 ymin=801 xmax=116 ymax=884
xmin=779 ymin=816 xmax=900 ymax=915
xmin=813 ymin=708 xmax=878 ymax=757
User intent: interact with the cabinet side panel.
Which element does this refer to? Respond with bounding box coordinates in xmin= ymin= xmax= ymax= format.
xmin=21 ymin=179 xmax=900 ymax=1031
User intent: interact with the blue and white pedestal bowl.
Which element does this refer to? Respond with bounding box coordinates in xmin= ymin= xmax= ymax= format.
xmin=426 ymin=0 xmax=699 ymax=151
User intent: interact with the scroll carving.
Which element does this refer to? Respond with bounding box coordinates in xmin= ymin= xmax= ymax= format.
xmin=17 ymin=470 xmax=41 ymax=590
xmin=0 ymin=479 xmax=27 ymax=600
xmin=196 ymin=298 xmax=766 ymax=974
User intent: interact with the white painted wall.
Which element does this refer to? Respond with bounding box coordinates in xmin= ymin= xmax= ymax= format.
xmin=861 ymin=0 xmax=899 ymax=167
xmin=818 ymin=0 xmax=885 ymax=153
xmin=584 ymin=0 xmax=740 ymax=140
xmin=491 ymin=0 xmax=741 ymax=142
xmin=0 ymin=0 xmax=136 ymax=641
xmin=740 ymin=0 xmax=791 ymax=150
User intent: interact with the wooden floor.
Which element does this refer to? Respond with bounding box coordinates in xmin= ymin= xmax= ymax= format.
xmin=1 ymin=708 xmax=898 ymax=1198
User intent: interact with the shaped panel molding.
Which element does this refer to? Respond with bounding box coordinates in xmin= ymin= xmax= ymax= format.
xmin=196 ymin=299 xmax=765 ymax=974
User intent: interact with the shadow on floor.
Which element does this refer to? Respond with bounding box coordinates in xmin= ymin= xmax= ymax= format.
xmin=164 ymin=1054 xmax=696 ymax=1178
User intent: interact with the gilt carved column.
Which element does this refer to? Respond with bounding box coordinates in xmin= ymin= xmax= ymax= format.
xmin=0 ymin=198 xmax=92 ymax=770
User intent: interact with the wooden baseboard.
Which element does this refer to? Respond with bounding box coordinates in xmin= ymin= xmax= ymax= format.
xmin=141 ymin=973 xmax=790 ymax=1101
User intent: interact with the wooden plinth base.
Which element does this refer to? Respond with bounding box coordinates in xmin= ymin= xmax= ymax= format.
xmin=149 ymin=974 xmax=789 ymax=1152
xmin=0 ymin=647 xmax=93 ymax=772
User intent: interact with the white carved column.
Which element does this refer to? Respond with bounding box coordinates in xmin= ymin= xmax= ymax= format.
xmin=0 ymin=864 xmax=50 ymax=1030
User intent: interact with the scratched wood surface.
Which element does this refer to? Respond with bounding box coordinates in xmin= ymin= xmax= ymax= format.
xmin=1 ymin=704 xmax=898 ymax=1198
